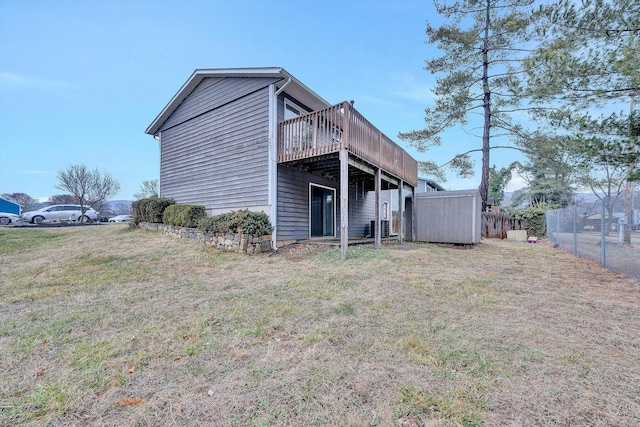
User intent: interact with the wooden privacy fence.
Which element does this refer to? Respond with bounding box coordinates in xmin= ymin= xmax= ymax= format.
xmin=482 ymin=212 xmax=529 ymax=238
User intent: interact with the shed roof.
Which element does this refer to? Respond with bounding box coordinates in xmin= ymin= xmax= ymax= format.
xmin=0 ymin=197 xmax=21 ymax=208
xmin=145 ymin=67 xmax=331 ymax=136
xmin=415 ymin=189 xmax=480 ymax=198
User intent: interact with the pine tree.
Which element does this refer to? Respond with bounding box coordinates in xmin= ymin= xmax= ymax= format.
xmin=400 ymin=0 xmax=536 ymax=210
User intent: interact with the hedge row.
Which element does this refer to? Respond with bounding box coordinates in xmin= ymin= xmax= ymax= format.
xmin=198 ymin=209 xmax=273 ymax=236
xmin=134 ymin=197 xmax=175 ymax=224
xmin=163 ymin=204 xmax=206 ymax=228
xmin=133 ymin=198 xmax=272 ymax=236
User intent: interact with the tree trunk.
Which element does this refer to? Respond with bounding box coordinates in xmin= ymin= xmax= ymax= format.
xmin=607 ymin=202 xmax=615 ymax=237
xmin=624 ymin=99 xmax=635 ymax=245
xmin=480 ymin=0 xmax=491 ymax=212
xmin=624 ymin=171 xmax=632 ymax=244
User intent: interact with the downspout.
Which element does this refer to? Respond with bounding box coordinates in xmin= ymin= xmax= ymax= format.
xmin=269 ymin=77 xmax=291 ymax=251
xmin=275 ymin=77 xmax=291 ymax=97
xmin=155 ymin=131 xmax=162 ymax=197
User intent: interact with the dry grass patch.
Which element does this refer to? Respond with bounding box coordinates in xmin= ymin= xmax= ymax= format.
xmin=0 ymin=226 xmax=638 ymax=426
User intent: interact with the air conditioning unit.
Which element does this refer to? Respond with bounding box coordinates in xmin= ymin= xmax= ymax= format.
xmin=370 ymin=220 xmax=390 ymax=238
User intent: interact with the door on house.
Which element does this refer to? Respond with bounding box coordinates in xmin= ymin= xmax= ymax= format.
xmin=310 ymin=185 xmax=335 ymax=237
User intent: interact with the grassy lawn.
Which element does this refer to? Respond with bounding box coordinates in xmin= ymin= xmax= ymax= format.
xmin=1 ymin=225 xmax=638 ymax=426
xmin=553 ymin=231 xmax=640 ymax=280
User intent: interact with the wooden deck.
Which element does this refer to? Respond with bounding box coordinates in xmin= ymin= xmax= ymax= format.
xmin=277 ymin=101 xmax=417 ymax=186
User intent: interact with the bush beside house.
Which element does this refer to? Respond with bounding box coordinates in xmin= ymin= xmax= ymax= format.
xmin=198 ymin=209 xmax=273 ymax=236
xmin=163 ymin=204 xmax=206 ymax=228
xmin=136 ymin=202 xmax=274 ymax=254
xmin=134 ymin=197 xmax=175 ymax=224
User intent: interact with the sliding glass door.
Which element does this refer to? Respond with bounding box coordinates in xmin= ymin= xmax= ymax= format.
xmin=310 ymin=185 xmax=335 ymax=237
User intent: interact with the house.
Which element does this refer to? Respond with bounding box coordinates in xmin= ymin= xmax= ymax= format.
xmin=145 ymin=67 xmax=418 ymax=258
xmin=416 ymin=177 xmax=446 ymax=193
xmin=583 ymin=212 xmax=626 ymax=231
xmin=387 ymin=178 xmax=445 ymax=238
xmin=0 ymin=197 xmax=21 ymax=215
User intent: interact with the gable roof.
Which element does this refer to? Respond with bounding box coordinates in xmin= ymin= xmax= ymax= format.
xmin=418 ymin=177 xmax=447 ymax=192
xmin=416 ymin=188 xmax=480 ymax=198
xmin=145 ymin=67 xmax=331 ymax=136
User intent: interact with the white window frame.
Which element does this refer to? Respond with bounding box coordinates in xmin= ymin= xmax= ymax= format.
xmin=284 ymin=99 xmax=307 ymax=119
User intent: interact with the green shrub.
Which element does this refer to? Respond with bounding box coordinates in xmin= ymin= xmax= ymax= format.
xmin=134 ymin=197 xmax=175 ymax=224
xmin=163 ymin=204 xmax=207 ymax=228
xmin=197 ymin=209 xmax=273 ymax=236
xmin=513 ymin=206 xmax=547 ymax=237
xmin=198 ymin=216 xmax=227 ymax=235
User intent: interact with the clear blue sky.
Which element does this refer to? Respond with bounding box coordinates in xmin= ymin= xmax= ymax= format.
xmin=0 ymin=0 xmax=523 ymax=202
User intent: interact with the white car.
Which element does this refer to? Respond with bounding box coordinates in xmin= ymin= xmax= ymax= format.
xmin=21 ymin=204 xmax=100 ymax=224
xmin=108 ymin=214 xmax=134 ymax=222
xmin=0 ymin=212 xmax=21 ymax=225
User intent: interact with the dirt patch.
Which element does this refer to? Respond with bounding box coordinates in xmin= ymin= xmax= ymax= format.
xmin=269 ymin=242 xmax=332 ymax=257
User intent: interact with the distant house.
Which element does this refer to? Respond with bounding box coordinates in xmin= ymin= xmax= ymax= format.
xmin=416 ymin=177 xmax=446 ymax=193
xmin=0 ymin=197 xmax=21 ymax=215
xmin=583 ymin=212 xmax=626 ymax=231
xmin=145 ymin=67 xmax=418 ymax=258
xmin=389 ymin=177 xmax=445 ymax=237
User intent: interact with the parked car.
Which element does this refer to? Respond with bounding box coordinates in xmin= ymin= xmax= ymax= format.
xmin=0 ymin=212 xmax=21 ymax=225
xmin=108 ymin=214 xmax=134 ymax=222
xmin=21 ymin=204 xmax=100 ymax=224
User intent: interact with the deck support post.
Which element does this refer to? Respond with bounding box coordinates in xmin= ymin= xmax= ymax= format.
xmin=411 ymin=186 xmax=416 ymax=241
xmin=340 ymin=148 xmax=349 ymax=260
xmin=398 ymin=180 xmax=404 ymax=243
xmin=375 ymin=167 xmax=381 ymax=249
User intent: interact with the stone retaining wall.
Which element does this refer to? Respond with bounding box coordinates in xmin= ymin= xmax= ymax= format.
xmin=138 ymin=222 xmax=272 ymax=254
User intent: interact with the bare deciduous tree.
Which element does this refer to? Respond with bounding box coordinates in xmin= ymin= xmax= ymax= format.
xmin=134 ymin=179 xmax=159 ymax=200
xmin=48 ymin=194 xmax=78 ymax=205
xmin=56 ymin=165 xmax=120 ymax=221
xmin=114 ymin=202 xmax=133 ymax=215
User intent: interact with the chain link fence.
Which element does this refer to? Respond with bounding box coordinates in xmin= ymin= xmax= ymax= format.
xmin=546 ymin=206 xmax=640 ymax=280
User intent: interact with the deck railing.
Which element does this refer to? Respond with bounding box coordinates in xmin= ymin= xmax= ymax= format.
xmin=278 ymin=101 xmax=417 ymax=186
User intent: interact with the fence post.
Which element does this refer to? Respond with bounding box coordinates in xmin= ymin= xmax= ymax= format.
xmin=545 ymin=211 xmax=551 ymax=244
xmin=556 ymin=209 xmax=561 ymax=245
xmin=573 ymin=206 xmax=577 ymax=255
xmin=600 ymin=200 xmax=606 ymax=266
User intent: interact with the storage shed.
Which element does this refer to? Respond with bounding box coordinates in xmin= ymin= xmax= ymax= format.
xmin=0 ymin=197 xmax=21 ymax=215
xmin=415 ymin=189 xmax=482 ymax=244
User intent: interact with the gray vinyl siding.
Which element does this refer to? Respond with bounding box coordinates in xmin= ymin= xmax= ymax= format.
xmin=276 ymin=165 xmax=336 ymax=241
xmin=160 ymin=83 xmax=271 ymax=210
xmin=160 ymin=77 xmax=280 ymax=132
xmin=349 ymin=188 xmax=377 ymax=238
xmin=347 ymin=186 xmax=390 ymax=238
xmin=277 ymin=165 xmax=383 ymax=241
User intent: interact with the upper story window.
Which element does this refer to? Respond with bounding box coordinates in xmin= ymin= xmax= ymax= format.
xmin=283 ymin=99 xmax=313 ymax=152
xmin=284 ymin=99 xmax=307 ymax=120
